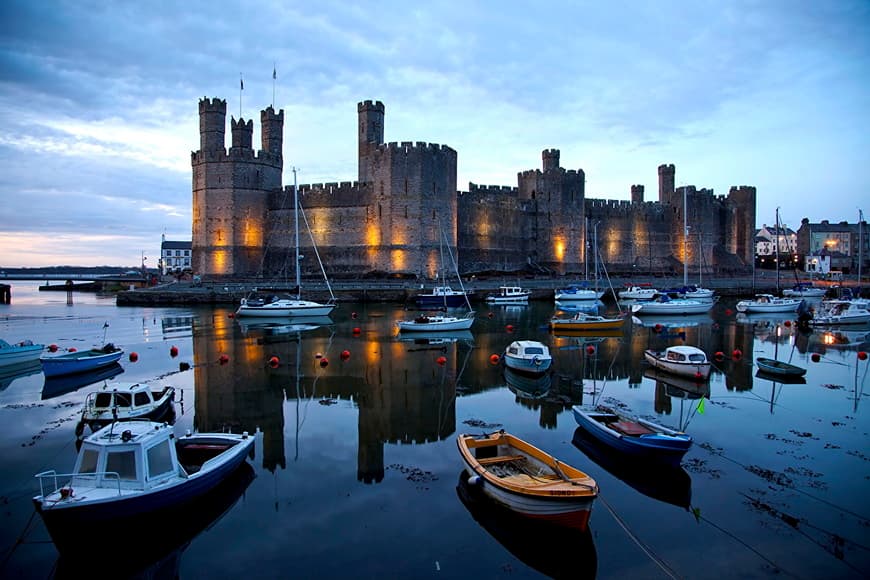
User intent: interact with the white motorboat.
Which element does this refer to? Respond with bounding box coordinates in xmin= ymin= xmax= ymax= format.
xmin=502 ymin=340 xmax=552 ymax=374
xmin=33 ymin=421 xmax=254 ymax=553
xmin=643 ymin=345 xmax=711 ymax=380
xmin=397 ymin=311 xmax=476 ymax=332
xmin=809 ymin=299 xmax=870 ymax=326
xmin=735 ymin=294 xmax=802 ymax=313
xmin=782 ymin=283 xmax=827 ymax=298
xmin=486 ymin=286 xmax=531 ymax=303
xmin=618 ymin=285 xmax=659 ymax=301
xmin=631 ymin=295 xmax=715 ymax=315
xmin=75 ymin=382 xmax=177 ymax=436
xmin=0 ymin=339 xmax=44 ymax=368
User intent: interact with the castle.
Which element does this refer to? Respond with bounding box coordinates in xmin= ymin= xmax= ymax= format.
xmin=192 ymin=98 xmax=756 ymax=279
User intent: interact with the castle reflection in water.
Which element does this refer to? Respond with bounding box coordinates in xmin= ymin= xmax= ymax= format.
xmin=180 ymin=305 xmax=773 ymax=485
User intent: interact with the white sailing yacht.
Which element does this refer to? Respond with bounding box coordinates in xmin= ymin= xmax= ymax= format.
xmin=398 ymin=225 xmax=475 ymax=332
xmin=554 ymin=217 xmax=606 ymax=301
xmin=236 ymin=168 xmax=336 ymax=318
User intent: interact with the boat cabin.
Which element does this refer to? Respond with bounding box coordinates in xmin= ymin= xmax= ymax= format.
xmin=506 ymin=341 xmax=550 ymax=359
xmin=72 ymin=422 xmax=182 ymax=492
xmin=87 ymin=383 xmax=167 ymax=414
xmin=494 ymin=286 xmax=527 ymax=297
xmin=665 ymin=346 xmax=707 ymax=363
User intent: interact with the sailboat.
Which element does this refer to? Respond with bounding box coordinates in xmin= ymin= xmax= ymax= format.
xmin=236 ymin=168 xmax=336 ymax=318
xmin=634 ymin=189 xmax=715 ymax=315
xmin=398 ymin=225 xmax=475 ymax=332
xmin=661 ymin=189 xmax=714 ymax=301
xmin=554 ymin=217 xmax=606 ymax=301
xmin=414 ymin=230 xmax=473 ymax=307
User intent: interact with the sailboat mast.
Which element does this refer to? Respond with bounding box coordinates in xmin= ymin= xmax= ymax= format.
xmin=293 ymin=167 xmax=301 ymax=299
xmin=683 ymin=187 xmax=688 ymax=287
xmin=775 ymin=207 xmax=781 ymax=294
xmin=584 ymin=216 xmax=589 ymax=282
xmin=859 ymin=209 xmax=864 ymax=291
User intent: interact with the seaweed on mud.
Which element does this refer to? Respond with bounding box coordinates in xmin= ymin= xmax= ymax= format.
xmin=745 ymin=465 xmax=794 ymax=487
xmin=683 ymin=457 xmax=722 ymax=478
xmin=846 ymin=450 xmax=869 ymax=462
xmin=820 ymin=384 xmax=844 ymax=390
xmin=462 ymin=419 xmax=502 ymax=429
xmin=387 ymin=464 xmax=438 ymax=490
xmin=788 ymin=430 xmax=818 ymax=439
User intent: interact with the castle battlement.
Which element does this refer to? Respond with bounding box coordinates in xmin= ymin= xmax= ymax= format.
xmin=358 ymin=100 xmax=385 ymax=112
xmin=191 ymin=149 xmax=282 ymax=166
xmin=466 ymin=183 xmax=520 ymax=196
xmin=199 ymin=97 xmax=227 ymax=112
xmin=379 ymin=141 xmax=456 ymax=155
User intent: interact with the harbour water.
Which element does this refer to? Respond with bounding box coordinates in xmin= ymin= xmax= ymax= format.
xmin=1 ymin=282 xmax=868 ymax=579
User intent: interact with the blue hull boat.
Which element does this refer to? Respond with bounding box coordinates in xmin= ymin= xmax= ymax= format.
xmin=40 ymin=344 xmax=124 ymax=378
xmin=572 ymin=405 xmax=692 ymax=466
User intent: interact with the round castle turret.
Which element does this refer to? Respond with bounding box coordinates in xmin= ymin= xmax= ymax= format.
xmin=358 ymin=100 xmax=385 ymax=183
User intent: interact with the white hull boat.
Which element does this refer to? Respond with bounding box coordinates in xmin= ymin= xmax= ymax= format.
xmin=0 ymin=339 xmax=44 ymax=368
xmin=810 ymin=299 xmax=870 ymax=326
xmin=236 ymin=297 xmax=335 ymax=317
xmin=632 ymin=297 xmax=715 ymax=315
xmin=735 ymin=294 xmax=802 ymax=313
xmin=503 ymin=340 xmax=552 ymax=374
xmin=397 ymin=312 xmax=475 ymax=332
xmin=644 ymin=346 xmax=711 ymax=380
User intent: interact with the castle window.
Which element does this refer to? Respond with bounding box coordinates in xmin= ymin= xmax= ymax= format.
xmin=379 ymin=204 xmax=382 ymax=219
xmin=405 ymin=206 xmax=408 ymax=218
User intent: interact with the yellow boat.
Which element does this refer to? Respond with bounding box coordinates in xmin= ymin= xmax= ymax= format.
xmin=549 ymin=312 xmax=626 ymax=332
xmin=457 ymin=431 xmax=598 ymax=530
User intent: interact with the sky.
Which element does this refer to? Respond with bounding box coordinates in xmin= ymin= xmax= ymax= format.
xmin=0 ymin=1 xmax=868 ymax=267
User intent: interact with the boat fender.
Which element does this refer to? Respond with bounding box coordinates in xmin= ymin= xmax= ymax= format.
xmin=533 ymin=355 xmax=541 ymax=366
xmin=467 ymin=475 xmax=482 ymax=486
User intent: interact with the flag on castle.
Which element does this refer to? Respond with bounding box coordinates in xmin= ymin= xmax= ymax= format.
xmin=273 ymin=66 xmax=276 ymax=80
xmin=240 ymin=77 xmax=244 ymax=90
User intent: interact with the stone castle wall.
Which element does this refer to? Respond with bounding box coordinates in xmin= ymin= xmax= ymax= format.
xmin=191 ymin=97 xmax=756 ymax=279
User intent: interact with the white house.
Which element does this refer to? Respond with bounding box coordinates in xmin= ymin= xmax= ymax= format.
xmin=159 ymin=235 xmax=192 ymax=275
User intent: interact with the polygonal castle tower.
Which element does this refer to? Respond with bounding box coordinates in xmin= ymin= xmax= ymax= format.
xmin=191 ymin=98 xmax=284 ymax=277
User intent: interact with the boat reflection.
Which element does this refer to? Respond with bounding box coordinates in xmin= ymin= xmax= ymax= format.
xmin=0 ymin=360 xmax=42 ymax=391
xmin=735 ymin=311 xmax=798 ymax=328
xmin=754 ymin=369 xmax=807 ymax=386
xmin=455 ymin=471 xmax=597 ymax=579
xmin=237 ymin=315 xmax=333 ymax=340
xmin=631 ymin=313 xmax=711 ymax=328
xmin=644 ymin=368 xmax=710 ymax=400
xmin=53 ymin=462 xmax=255 ymax=578
xmin=571 ymin=427 xmax=692 ymax=511
xmin=807 ymin=328 xmax=870 ymax=352
xmin=396 ymin=329 xmax=474 ymax=348
xmin=41 ymin=362 xmax=125 ymax=400
xmin=504 ymin=366 xmax=551 ymax=400
xmin=554 ymin=300 xmax=603 ymax=314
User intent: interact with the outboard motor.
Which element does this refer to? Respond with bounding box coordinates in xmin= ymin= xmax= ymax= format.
xmin=796 ymin=299 xmax=812 ymax=330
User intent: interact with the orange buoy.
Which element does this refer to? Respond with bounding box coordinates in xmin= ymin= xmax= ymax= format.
xmin=219 ymin=354 xmax=229 ymax=364
xmin=489 ymin=354 xmax=500 ymax=365
xmin=129 ymin=352 xmax=139 ymax=362
xmin=811 ymin=353 xmax=821 ymax=362
xmin=505 ymin=324 xmax=514 ymax=333
xmin=714 ymin=351 xmax=725 ymax=362
xmin=269 ymin=356 xmax=279 ymax=366
xmin=49 ymin=344 xmax=58 ymax=352
xmin=732 ymin=349 xmax=742 ymax=360
xmin=586 ymin=345 xmax=596 ymax=355
xmin=319 ymin=357 xmax=329 ymax=368
xmin=340 ymin=350 xmax=351 ymax=361
xmin=436 ymin=356 xmax=447 ymax=366
xmin=859 ymin=351 xmax=868 ymax=361
xmin=170 ymin=346 xmax=179 ymax=357
xmin=352 ymin=327 xmax=361 ymax=335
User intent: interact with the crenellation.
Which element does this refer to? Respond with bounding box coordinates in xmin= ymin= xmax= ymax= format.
xmin=192 ymin=95 xmax=756 ymax=278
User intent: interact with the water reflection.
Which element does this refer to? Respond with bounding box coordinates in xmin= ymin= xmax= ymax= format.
xmin=456 ymin=471 xmax=597 ymax=579
xmin=53 ymin=462 xmax=255 ymax=578
xmin=41 ymin=362 xmax=125 ymax=400
xmin=0 ymin=360 xmax=42 ymax=391
xmin=571 ymin=427 xmax=692 ymax=511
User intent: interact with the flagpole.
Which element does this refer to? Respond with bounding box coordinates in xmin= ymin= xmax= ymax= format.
xmin=239 ymin=73 xmax=243 ymax=119
xmin=272 ymin=63 xmax=276 ymax=108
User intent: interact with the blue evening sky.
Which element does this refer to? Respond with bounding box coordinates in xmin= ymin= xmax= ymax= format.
xmin=0 ymin=0 xmax=867 ymax=267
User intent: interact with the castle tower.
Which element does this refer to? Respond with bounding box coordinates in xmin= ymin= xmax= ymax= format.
xmin=261 ymin=106 xmax=284 ymax=156
xmin=358 ymin=100 xmax=385 ymax=183
xmin=230 ymin=117 xmax=253 ymax=151
xmin=542 ymin=149 xmax=560 ymax=172
xmin=658 ymin=163 xmax=675 ymax=205
xmin=631 ymin=184 xmax=644 ymax=203
xmin=199 ymin=98 xmax=226 ymax=152
xmin=192 ymin=98 xmax=284 ymax=278
xmin=727 ymin=185 xmax=757 ymax=266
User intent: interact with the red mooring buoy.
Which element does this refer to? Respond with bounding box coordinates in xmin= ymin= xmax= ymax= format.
xmin=436 ymin=356 xmax=447 ymax=366
xmin=129 ymin=352 xmax=139 ymax=362
xmin=170 ymin=346 xmax=179 ymax=357
xmin=489 ymin=354 xmax=500 ymax=365
xmin=811 ymin=353 xmax=821 ymax=363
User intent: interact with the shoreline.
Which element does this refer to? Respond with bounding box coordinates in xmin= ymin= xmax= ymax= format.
xmin=115 ymin=275 xmax=855 ymax=306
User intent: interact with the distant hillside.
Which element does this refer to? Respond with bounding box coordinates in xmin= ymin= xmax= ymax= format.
xmin=0 ymin=266 xmax=155 ymax=275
